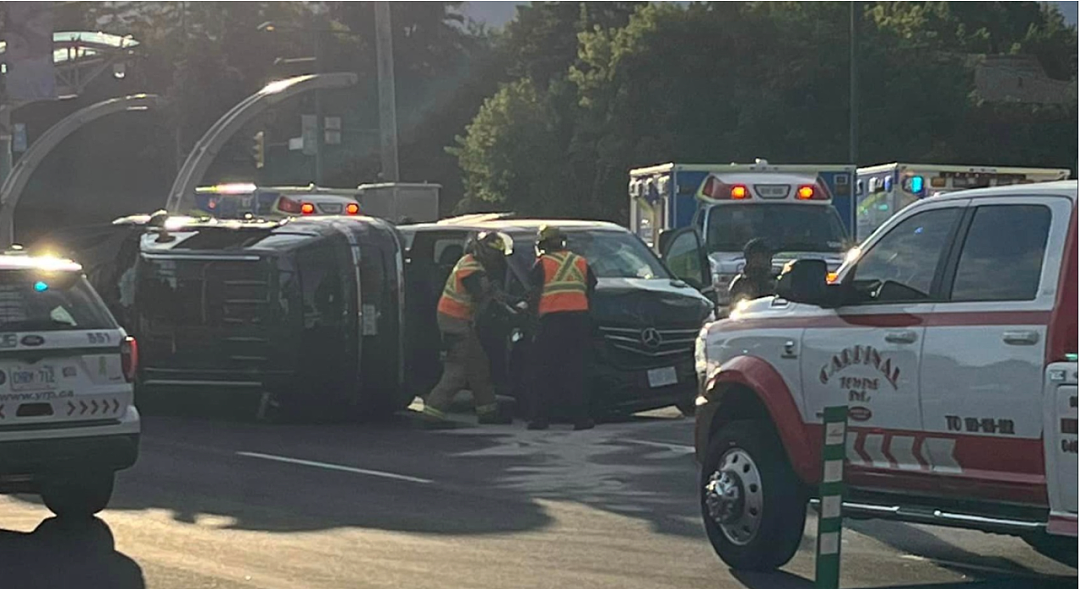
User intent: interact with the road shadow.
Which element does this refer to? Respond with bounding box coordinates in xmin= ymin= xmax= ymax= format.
xmin=845 ymin=519 xmax=1076 ymax=584
xmin=732 ymin=569 xmax=1076 ymax=589
xmin=11 ymin=414 xmax=553 ymax=538
xmin=433 ymin=415 xmax=705 ymax=539
xmin=0 ymin=517 xmax=145 ymax=589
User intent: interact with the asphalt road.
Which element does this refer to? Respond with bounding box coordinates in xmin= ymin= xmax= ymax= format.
xmin=0 ymin=406 xmax=1075 ymax=589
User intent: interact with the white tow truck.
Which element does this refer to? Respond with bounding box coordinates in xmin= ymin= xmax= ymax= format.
xmin=692 ymin=181 xmax=1078 ymax=570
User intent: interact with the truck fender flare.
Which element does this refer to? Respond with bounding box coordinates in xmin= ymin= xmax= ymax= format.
xmin=706 ymin=355 xmax=817 ymax=483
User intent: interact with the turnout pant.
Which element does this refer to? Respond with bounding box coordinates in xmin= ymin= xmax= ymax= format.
xmin=426 ymin=326 xmax=498 ymax=415
xmin=531 ymin=312 xmax=591 ymax=422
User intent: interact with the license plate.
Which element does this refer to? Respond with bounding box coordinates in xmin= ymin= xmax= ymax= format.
xmin=321 ymin=203 xmax=343 ymax=214
xmin=12 ymin=365 xmax=57 ymax=392
xmin=647 ymin=366 xmax=678 ymax=388
xmin=755 ymin=184 xmax=791 ymax=199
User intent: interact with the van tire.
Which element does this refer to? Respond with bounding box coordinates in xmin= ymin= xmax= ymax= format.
xmin=41 ymin=471 xmax=115 ymax=519
xmin=700 ymin=420 xmax=806 ymax=571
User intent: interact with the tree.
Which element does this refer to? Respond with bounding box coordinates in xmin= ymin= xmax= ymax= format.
xmin=450 ymin=78 xmax=568 ymax=215
xmin=456 ymin=1 xmax=1077 ymax=222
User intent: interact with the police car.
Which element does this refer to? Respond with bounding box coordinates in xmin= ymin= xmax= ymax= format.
xmin=194 ymin=183 xmax=362 ymax=219
xmin=0 ymin=250 xmax=139 ymax=518
xmin=694 ymin=181 xmax=1078 ymax=570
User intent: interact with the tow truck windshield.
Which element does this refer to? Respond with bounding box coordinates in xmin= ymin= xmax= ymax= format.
xmin=705 ymin=203 xmax=848 ymax=254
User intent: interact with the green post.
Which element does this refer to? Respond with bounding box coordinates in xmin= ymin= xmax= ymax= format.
xmin=816 ymin=405 xmax=848 ymax=589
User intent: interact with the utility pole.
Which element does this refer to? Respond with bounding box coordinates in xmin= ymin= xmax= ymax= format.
xmin=313 ymin=13 xmax=324 ymax=185
xmin=374 ymin=1 xmax=400 ymax=182
xmin=849 ymin=1 xmax=859 ymax=165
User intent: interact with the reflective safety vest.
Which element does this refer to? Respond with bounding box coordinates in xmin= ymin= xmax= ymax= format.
xmin=538 ymin=251 xmax=589 ymax=316
xmin=437 ymin=254 xmax=484 ymax=321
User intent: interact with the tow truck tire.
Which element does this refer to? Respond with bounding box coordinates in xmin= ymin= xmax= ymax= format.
xmin=1024 ymin=533 xmax=1078 ymax=567
xmin=41 ymin=471 xmax=115 ymax=519
xmin=700 ymin=420 xmax=806 ymax=571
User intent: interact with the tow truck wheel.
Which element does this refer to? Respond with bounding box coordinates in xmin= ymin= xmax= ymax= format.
xmin=700 ymin=420 xmax=806 ymax=571
xmin=41 ymin=471 xmax=115 ymax=519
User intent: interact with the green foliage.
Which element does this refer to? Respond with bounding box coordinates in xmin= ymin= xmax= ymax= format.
xmin=453 ymin=1 xmax=1077 ymax=221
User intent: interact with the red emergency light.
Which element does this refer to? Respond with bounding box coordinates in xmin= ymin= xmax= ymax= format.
xmin=300 ymin=202 xmax=316 ymax=215
xmin=700 ymin=176 xmax=751 ymax=201
xmin=796 ymin=183 xmax=829 ymax=200
xmin=345 ymin=202 xmax=360 ymax=215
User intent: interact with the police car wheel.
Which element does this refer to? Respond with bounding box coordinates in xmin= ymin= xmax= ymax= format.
xmin=41 ymin=471 xmax=115 ymax=519
xmin=700 ymin=420 xmax=806 ymax=571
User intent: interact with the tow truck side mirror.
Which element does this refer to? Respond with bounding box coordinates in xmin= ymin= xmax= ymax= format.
xmin=775 ymin=259 xmax=830 ymax=306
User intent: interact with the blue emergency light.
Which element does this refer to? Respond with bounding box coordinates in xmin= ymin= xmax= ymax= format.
xmin=911 ymin=175 xmax=925 ymax=193
xmin=33 ymin=281 xmax=48 ymax=292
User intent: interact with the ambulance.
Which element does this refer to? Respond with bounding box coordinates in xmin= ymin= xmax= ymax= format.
xmin=855 ymin=163 xmax=1070 ymax=241
xmin=630 ymin=161 xmax=856 ymax=314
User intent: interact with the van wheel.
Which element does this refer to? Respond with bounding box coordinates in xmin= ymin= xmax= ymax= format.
xmin=41 ymin=471 xmax=115 ymax=519
xmin=1025 ymin=532 xmax=1078 ymax=567
xmin=700 ymin=420 xmax=806 ymax=571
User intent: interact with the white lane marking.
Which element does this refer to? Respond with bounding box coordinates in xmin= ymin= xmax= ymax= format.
xmin=237 ymin=451 xmax=433 ymax=485
xmin=623 ymin=439 xmax=695 ymax=454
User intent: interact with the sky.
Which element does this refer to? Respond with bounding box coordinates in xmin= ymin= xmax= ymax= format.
xmin=461 ymin=1 xmax=1080 ymax=29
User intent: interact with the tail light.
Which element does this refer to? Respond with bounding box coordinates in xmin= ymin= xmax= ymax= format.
xmin=345 ymin=202 xmax=360 ymax=215
xmin=300 ymin=202 xmax=316 ymax=215
xmin=730 ymin=184 xmax=749 ymax=199
xmin=121 ymin=336 xmax=138 ymax=383
xmin=278 ymin=196 xmax=303 ymax=214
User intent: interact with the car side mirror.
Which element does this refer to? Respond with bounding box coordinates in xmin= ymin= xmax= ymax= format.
xmin=775 ymin=259 xmax=829 ymax=306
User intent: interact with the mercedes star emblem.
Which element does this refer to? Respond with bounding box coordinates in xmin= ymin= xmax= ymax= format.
xmin=640 ymin=327 xmax=662 ymax=349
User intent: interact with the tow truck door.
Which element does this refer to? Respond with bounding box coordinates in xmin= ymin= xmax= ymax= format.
xmin=919 ymin=197 xmax=1071 ymax=501
xmin=1044 ymin=362 xmax=1078 ymax=535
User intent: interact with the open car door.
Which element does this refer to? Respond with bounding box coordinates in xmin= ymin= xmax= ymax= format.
xmin=658 ymin=227 xmax=716 ymax=304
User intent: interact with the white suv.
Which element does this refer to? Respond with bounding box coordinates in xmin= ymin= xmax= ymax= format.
xmin=0 ymin=252 xmax=139 ymax=518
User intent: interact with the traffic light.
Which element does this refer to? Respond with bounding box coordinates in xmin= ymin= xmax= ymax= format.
xmin=252 ymin=131 xmax=265 ymax=169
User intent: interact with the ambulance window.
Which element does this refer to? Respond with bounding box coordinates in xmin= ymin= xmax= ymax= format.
xmin=849 ymin=208 xmax=960 ymax=304
xmin=948 ymin=205 xmax=1051 ymax=302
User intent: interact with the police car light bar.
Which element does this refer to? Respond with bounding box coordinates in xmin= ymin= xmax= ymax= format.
xmin=197 ymin=183 xmax=258 ymax=195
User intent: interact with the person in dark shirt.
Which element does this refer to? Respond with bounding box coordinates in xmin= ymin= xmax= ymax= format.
xmin=728 ymin=238 xmax=776 ymax=307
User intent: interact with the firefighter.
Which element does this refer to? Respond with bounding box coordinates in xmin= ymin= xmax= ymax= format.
xmin=728 ymin=237 xmax=776 ymax=307
xmin=421 ymin=232 xmax=513 ymax=426
xmin=527 ymin=225 xmax=597 ymax=431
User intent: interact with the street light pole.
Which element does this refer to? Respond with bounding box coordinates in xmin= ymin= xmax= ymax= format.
xmin=849 ymin=1 xmax=859 ymax=165
xmin=374 ymin=1 xmax=400 ymax=182
xmin=0 ymin=105 xmax=11 ymax=195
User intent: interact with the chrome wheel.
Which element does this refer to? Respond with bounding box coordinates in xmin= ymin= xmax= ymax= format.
xmin=704 ymin=448 xmax=763 ymax=546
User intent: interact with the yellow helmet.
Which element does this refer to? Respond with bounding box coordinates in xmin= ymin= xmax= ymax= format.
xmin=536 ymin=225 xmax=567 ymax=254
